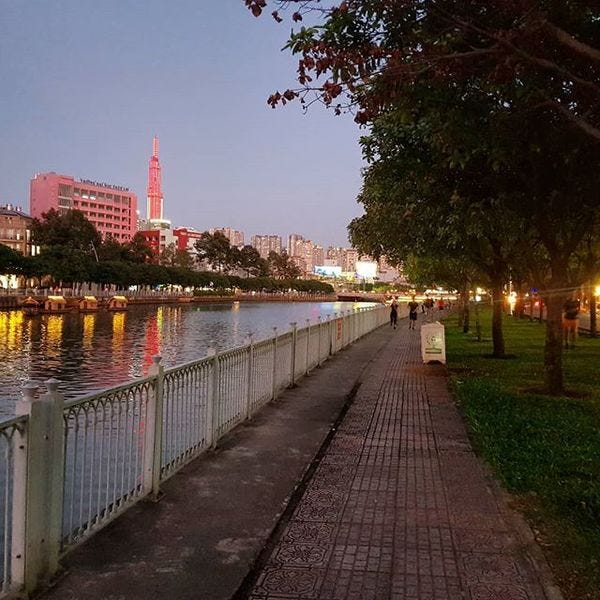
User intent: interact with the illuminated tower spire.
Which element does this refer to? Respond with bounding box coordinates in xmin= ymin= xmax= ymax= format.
xmin=147 ymin=136 xmax=163 ymax=222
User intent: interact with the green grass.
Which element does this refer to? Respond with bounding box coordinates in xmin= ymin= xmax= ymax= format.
xmin=444 ymin=309 xmax=600 ymax=600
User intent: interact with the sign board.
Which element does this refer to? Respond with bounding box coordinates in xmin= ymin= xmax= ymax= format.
xmin=420 ymin=322 xmax=446 ymax=364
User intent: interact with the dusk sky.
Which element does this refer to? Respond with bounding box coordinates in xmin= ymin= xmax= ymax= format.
xmin=0 ymin=1 xmax=365 ymax=248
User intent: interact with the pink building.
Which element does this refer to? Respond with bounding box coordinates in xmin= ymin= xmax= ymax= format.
xmin=30 ymin=172 xmax=138 ymax=241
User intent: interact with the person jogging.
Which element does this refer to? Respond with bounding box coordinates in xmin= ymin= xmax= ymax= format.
xmin=390 ymin=297 xmax=399 ymax=329
xmin=408 ymin=296 xmax=419 ymax=330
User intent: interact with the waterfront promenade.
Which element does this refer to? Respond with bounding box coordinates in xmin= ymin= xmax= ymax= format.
xmin=38 ymin=315 xmax=560 ymax=600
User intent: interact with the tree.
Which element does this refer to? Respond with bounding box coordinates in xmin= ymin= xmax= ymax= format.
xmin=98 ymin=235 xmax=129 ymax=262
xmin=0 ymin=243 xmax=25 ymax=276
xmin=31 ymin=208 xmax=101 ymax=254
xmin=403 ymin=254 xmax=479 ymax=334
xmin=159 ymin=243 xmax=178 ymax=267
xmin=247 ymin=0 xmax=600 ymax=394
xmin=238 ymin=245 xmax=269 ymax=277
xmin=246 ymin=1 xmax=599 ymax=141
xmin=348 ymin=96 xmax=532 ymax=358
xmin=125 ymin=233 xmax=155 ymax=264
xmin=194 ymin=231 xmax=232 ymax=272
xmin=267 ymin=250 xmax=302 ymax=279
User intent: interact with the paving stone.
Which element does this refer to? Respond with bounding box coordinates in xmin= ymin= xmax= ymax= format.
xmin=245 ymin=317 xmax=558 ymax=599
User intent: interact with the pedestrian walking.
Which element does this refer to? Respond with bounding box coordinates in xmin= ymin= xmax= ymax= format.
xmin=563 ymin=297 xmax=580 ymax=349
xmin=408 ymin=296 xmax=419 ymax=330
xmin=390 ymin=297 xmax=399 ymax=329
xmin=424 ymin=297 xmax=434 ymax=319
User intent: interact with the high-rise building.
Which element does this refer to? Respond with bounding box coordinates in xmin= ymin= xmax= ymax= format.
xmin=342 ymin=248 xmax=359 ymax=273
xmin=326 ymin=246 xmax=344 ymax=266
xmin=251 ymin=235 xmax=282 ymax=259
xmin=312 ymin=245 xmax=325 ymax=270
xmin=287 ymin=233 xmax=305 ymax=257
xmin=0 ymin=204 xmax=34 ymax=256
xmin=146 ymin=136 xmax=171 ymax=230
xmin=288 ymin=234 xmax=324 ymax=275
xmin=29 ymin=172 xmax=137 ymax=241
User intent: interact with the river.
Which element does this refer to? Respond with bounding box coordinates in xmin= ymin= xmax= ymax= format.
xmin=0 ymin=301 xmax=370 ymax=417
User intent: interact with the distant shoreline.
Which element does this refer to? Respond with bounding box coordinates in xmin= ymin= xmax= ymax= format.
xmin=0 ymin=293 xmax=351 ymax=312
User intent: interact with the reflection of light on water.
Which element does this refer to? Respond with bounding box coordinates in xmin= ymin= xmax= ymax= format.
xmin=82 ymin=313 xmax=96 ymax=350
xmin=112 ymin=312 xmax=126 ymax=351
xmin=0 ymin=310 xmax=24 ymax=352
xmin=0 ymin=301 xmax=374 ymax=414
xmin=143 ymin=309 xmax=162 ymax=374
xmin=44 ymin=315 xmax=63 ymax=358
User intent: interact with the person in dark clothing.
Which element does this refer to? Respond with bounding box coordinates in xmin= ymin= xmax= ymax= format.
xmin=390 ymin=298 xmax=399 ymax=329
xmin=408 ymin=296 xmax=419 ymax=330
xmin=563 ymin=298 xmax=580 ymax=349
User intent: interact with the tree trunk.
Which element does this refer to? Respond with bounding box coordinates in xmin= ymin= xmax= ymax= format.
xmin=491 ymin=281 xmax=506 ymax=357
xmin=462 ymin=300 xmax=470 ymax=333
xmin=544 ymin=294 xmax=565 ymax=395
xmin=461 ymin=286 xmax=470 ymax=333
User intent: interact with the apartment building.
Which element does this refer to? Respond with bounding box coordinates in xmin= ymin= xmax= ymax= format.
xmin=30 ymin=172 xmax=137 ymax=241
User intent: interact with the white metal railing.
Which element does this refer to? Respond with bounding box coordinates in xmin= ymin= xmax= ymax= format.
xmin=0 ymin=304 xmax=388 ymax=596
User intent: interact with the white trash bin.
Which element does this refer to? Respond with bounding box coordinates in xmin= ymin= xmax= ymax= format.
xmin=420 ymin=322 xmax=446 ymax=364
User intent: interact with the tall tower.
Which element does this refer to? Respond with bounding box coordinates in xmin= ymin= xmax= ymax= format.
xmin=146 ymin=136 xmax=170 ymax=228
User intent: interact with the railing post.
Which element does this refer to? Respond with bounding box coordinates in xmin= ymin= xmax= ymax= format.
xmin=317 ymin=317 xmax=323 ymax=367
xmin=290 ymin=322 xmax=297 ymax=387
xmin=332 ymin=313 xmax=339 ymax=355
xmin=245 ymin=334 xmax=254 ymax=420
xmin=12 ymin=379 xmax=64 ymax=594
xmin=271 ymin=327 xmax=278 ymax=401
xmin=143 ymin=355 xmax=164 ymax=501
xmin=207 ymin=348 xmax=220 ymax=449
xmin=305 ymin=319 xmax=310 ymax=375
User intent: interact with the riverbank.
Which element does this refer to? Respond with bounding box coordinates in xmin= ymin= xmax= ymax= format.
xmin=0 ymin=292 xmax=341 ymax=311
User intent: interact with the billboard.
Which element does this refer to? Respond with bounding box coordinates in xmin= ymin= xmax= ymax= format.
xmin=314 ymin=265 xmax=342 ymax=277
xmin=355 ymin=261 xmax=378 ymax=279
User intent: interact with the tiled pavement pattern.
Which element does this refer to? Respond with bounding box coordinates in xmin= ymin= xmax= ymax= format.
xmin=247 ymin=325 xmax=556 ymax=600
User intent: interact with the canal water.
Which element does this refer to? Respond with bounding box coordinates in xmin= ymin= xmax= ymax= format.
xmin=0 ymin=301 xmax=369 ymax=417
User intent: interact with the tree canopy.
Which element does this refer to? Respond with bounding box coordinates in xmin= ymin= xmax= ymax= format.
xmin=246 ymin=1 xmax=599 ymax=140
xmin=246 ymin=0 xmax=600 ymax=394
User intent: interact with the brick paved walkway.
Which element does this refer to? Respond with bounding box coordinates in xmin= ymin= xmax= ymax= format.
xmin=244 ymin=322 xmax=559 ymax=600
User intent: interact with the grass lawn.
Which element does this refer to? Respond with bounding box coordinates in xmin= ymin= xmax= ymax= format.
xmin=443 ymin=308 xmax=600 ymax=600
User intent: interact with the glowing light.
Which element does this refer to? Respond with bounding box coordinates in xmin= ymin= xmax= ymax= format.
xmin=112 ymin=312 xmax=126 ymax=350
xmin=44 ymin=315 xmax=63 ymax=357
xmin=82 ymin=313 xmax=96 ymax=349
xmin=0 ymin=310 xmax=24 ymax=351
xmin=595 ymin=285 xmax=600 ymax=297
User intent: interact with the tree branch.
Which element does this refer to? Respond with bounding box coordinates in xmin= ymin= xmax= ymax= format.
xmin=544 ymin=22 xmax=600 ymax=63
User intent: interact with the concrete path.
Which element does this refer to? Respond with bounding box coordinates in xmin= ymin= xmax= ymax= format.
xmin=39 ymin=316 xmax=560 ymax=600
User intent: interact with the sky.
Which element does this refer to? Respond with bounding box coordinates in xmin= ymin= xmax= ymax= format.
xmin=0 ymin=1 xmax=366 ymax=248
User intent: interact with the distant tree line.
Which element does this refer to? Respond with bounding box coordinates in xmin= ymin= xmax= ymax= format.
xmin=0 ymin=209 xmax=333 ymax=295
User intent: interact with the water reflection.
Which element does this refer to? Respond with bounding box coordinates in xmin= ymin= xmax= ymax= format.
xmin=0 ymin=301 xmax=372 ymax=417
